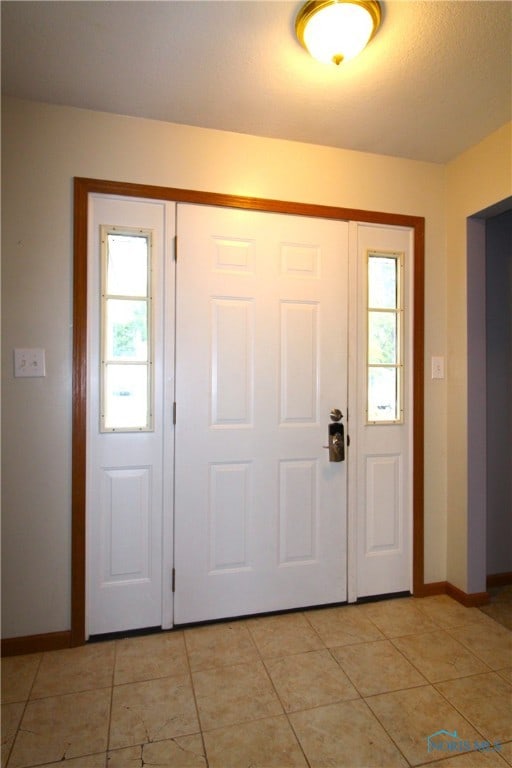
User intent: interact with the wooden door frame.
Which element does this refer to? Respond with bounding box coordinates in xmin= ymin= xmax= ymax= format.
xmin=72 ymin=176 xmax=425 ymax=646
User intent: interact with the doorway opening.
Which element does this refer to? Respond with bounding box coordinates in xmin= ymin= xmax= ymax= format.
xmin=467 ymin=196 xmax=512 ymax=596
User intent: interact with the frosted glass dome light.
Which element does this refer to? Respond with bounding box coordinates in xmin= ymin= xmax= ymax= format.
xmin=296 ymin=0 xmax=381 ymax=66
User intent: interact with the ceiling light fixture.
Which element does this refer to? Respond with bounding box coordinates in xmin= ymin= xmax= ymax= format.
xmin=295 ymin=0 xmax=381 ymax=66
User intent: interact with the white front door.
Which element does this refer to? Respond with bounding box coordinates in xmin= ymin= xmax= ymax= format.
xmin=174 ymin=205 xmax=349 ymax=624
xmin=85 ymin=196 xmax=415 ymax=635
xmin=86 ymin=195 xmax=175 ymax=636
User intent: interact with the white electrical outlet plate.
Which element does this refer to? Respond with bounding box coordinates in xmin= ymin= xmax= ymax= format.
xmin=431 ymin=355 xmax=445 ymax=380
xmin=14 ymin=348 xmax=46 ymax=378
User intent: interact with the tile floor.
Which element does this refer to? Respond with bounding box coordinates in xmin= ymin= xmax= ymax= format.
xmin=2 ymin=595 xmax=511 ymax=768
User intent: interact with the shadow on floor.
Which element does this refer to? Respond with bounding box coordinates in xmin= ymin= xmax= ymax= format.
xmin=479 ymin=584 xmax=512 ymax=630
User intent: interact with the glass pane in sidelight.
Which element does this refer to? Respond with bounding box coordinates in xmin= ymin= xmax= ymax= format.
xmin=368 ymin=256 xmax=397 ymax=309
xmin=368 ymin=366 xmax=398 ymax=422
xmin=106 ymin=233 xmax=148 ymax=297
xmin=368 ymin=311 xmax=397 ymax=365
xmin=103 ymin=364 xmax=149 ymax=430
xmin=106 ymin=299 xmax=148 ymax=361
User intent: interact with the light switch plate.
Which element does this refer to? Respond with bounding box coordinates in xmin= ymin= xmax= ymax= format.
xmin=14 ymin=348 xmax=46 ymax=377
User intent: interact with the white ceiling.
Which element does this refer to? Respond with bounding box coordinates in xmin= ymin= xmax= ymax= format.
xmin=2 ymin=0 xmax=511 ymax=163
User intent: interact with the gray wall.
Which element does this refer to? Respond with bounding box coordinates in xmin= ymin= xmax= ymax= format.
xmin=486 ymin=210 xmax=512 ymax=575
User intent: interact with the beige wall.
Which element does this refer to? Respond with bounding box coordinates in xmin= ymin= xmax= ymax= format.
xmin=2 ymin=97 xmax=449 ymax=638
xmin=445 ymin=123 xmax=512 ymax=592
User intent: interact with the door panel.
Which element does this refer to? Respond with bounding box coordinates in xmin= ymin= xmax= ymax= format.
xmin=349 ymin=223 xmax=413 ymax=599
xmin=86 ymin=195 xmax=175 ymax=636
xmin=174 ymin=205 xmax=348 ymax=624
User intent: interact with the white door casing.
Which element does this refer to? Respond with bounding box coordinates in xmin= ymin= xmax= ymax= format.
xmin=86 ymin=195 xmax=175 ymax=637
xmin=174 ymin=205 xmax=349 ymax=624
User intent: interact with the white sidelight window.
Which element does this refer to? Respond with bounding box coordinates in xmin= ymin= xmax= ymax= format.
xmin=366 ymin=251 xmax=403 ymax=423
xmin=100 ymin=226 xmax=153 ymax=431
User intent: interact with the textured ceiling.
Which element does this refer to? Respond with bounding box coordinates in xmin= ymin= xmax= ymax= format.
xmin=2 ymin=0 xmax=511 ymax=163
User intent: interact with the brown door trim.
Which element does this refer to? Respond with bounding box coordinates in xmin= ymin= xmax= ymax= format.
xmin=72 ymin=176 xmax=425 ymax=645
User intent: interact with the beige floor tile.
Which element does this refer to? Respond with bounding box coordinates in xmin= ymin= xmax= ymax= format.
xmin=108 ymin=746 xmax=144 ymax=768
xmin=477 ymin=604 xmax=512 ymax=632
xmin=41 ymin=754 xmax=107 ymax=767
xmin=363 ymin=597 xmax=440 ymax=638
xmin=498 ymin=668 xmax=512 ymax=684
xmin=332 ymin=639 xmax=426 ymax=696
xmin=114 ymin=631 xmax=188 ymax=684
xmin=246 ymin=612 xmax=324 ymax=658
xmin=480 ymin=588 xmax=512 ymax=632
xmin=109 ymin=674 xmax=199 ymax=750
xmin=392 ymin=630 xmax=490 ymax=682
xmin=107 ymin=735 xmax=206 ymax=767
xmin=265 ymin=649 xmax=359 ymax=712
xmin=1 ymin=655 xmax=41 ymax=704
xmin=365 ymin=684 xmax=482 ymax=766
xmin=304 ymin=604 xmax=384 ymax=647
xmin=203 ymin=715 xmax=308 ymax=768
xmin=449 ymin=619 xmax=512 ymax=670
xmin=30 ymin=643 xmax=115 ymax=699
xmin=1 ymin=702 xmax=24 ymax=768
xmin=436 ymin=673 xmax=512 ymax=744
xmin=184 ymin=621 xmax=259 ymax=672
xmin=421 ymin=747 xmax=511 ymax=767
xmin=192 ymin=660 xmax=282 ymax=730
xmin=289 ymin=698 xmax=408 ymax=767
xmin=414 ymin=596 xmax=493 ymax=629
xmin=8 ymin=688 xmax=111 ymax=768
xmin=498 ymin=741 xmax=512 ymax=765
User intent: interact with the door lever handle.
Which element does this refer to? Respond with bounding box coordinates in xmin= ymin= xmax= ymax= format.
xmin=323 ymin=430 xmax=344 ymax=462
xmin=323 ymin=433 xmax=343 ymax=449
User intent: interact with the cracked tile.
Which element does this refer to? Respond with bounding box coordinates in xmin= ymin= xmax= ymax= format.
xmin=109 ymin=675 xmax=199 ymax=750
xmin=40 ymin=754 xmax=106 ymax=767
xmin=107 ymin=735 xmax=206 ymax=767
xmin=7 ymin=688 xmax=110 ymax=768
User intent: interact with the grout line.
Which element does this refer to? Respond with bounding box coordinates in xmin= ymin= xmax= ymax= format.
xmin=3 ymin=651 xmax=45 ymax=768
xmin=358 ymin=695 xmax=413 ymax=768
xmin=431 ymin=679 xmax=492 ymax=749
xmin=106 ymin=639 xmax=118 ymax=758
xmin=183 ymin=628 xmax=210 ymax=768
xmin=244 ymin=613 xmax=317 ymax=767
xmin=432 ymin=670 xmax=512 ymax=741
